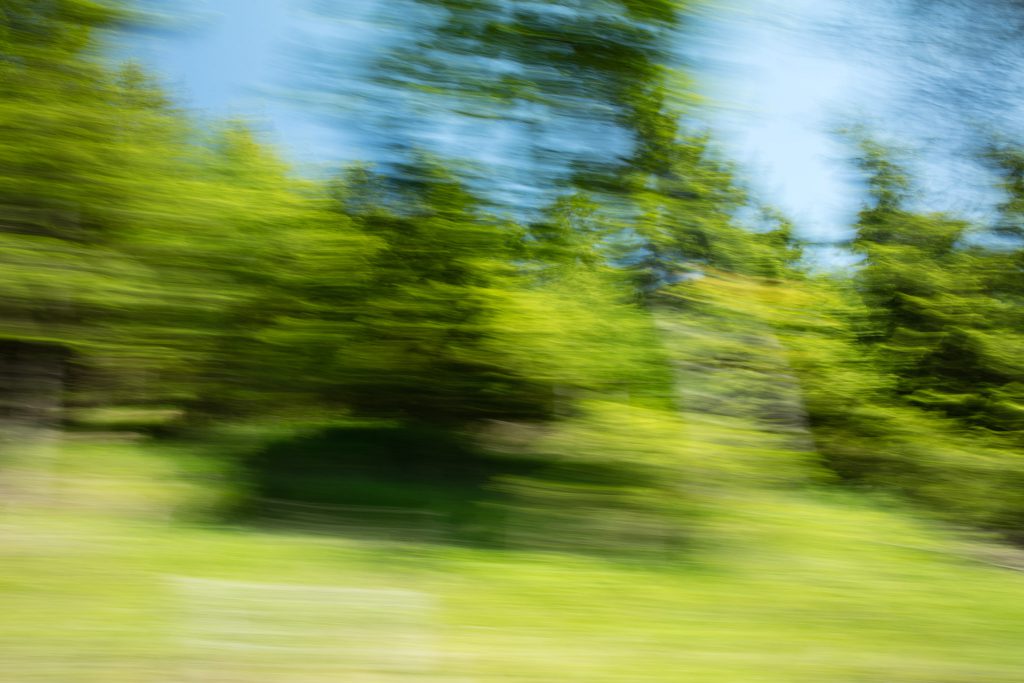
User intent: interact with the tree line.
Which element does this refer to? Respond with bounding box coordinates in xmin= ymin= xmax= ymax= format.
xmin=3 ymin=0 xmax=1024 ymax=543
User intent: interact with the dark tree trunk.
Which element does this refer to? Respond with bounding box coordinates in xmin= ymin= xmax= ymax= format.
xmin=0 ymin=340 xmax=69 ymax=503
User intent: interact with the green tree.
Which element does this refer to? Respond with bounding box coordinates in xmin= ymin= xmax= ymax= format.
xmin=848 ymin=138 xmax=1024 ymax=432
xmin=0 ymin=0 xmax=139 ymax=431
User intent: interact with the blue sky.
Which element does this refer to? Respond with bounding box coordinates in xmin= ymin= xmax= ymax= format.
xmin=117 ymin=0 xmax=956 ymax=247
xmin=692 ymin=0 xmax=887 ymax=243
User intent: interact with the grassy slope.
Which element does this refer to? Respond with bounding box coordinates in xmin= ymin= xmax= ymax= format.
xmin=2 ymin=436 xmax=1024 ymax=682
xmin=5 ymin=296 xmax=1024 ymax=682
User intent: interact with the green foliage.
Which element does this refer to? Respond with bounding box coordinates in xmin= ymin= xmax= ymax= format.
xmin=7 ymin=0 xmax=1024 ymax=549
xmin=631 ymin=133 xmax=801 ymax=290
xmin=321 ymin=159 xmax=544 ymax=423
xmin=848 ymin=138 xmax=1024 ymax=435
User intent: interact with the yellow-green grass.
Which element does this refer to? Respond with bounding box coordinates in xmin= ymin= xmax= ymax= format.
xmin=3 ymin=438 xmax=1024 ymax=682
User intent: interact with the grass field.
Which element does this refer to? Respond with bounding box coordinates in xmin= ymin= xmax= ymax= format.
xmin=3 ymin=435 xmax=1024 ymax=683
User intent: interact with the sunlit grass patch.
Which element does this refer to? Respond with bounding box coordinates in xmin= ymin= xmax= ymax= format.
xmin=3 ymin=438 xmax=1024 ymax=681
